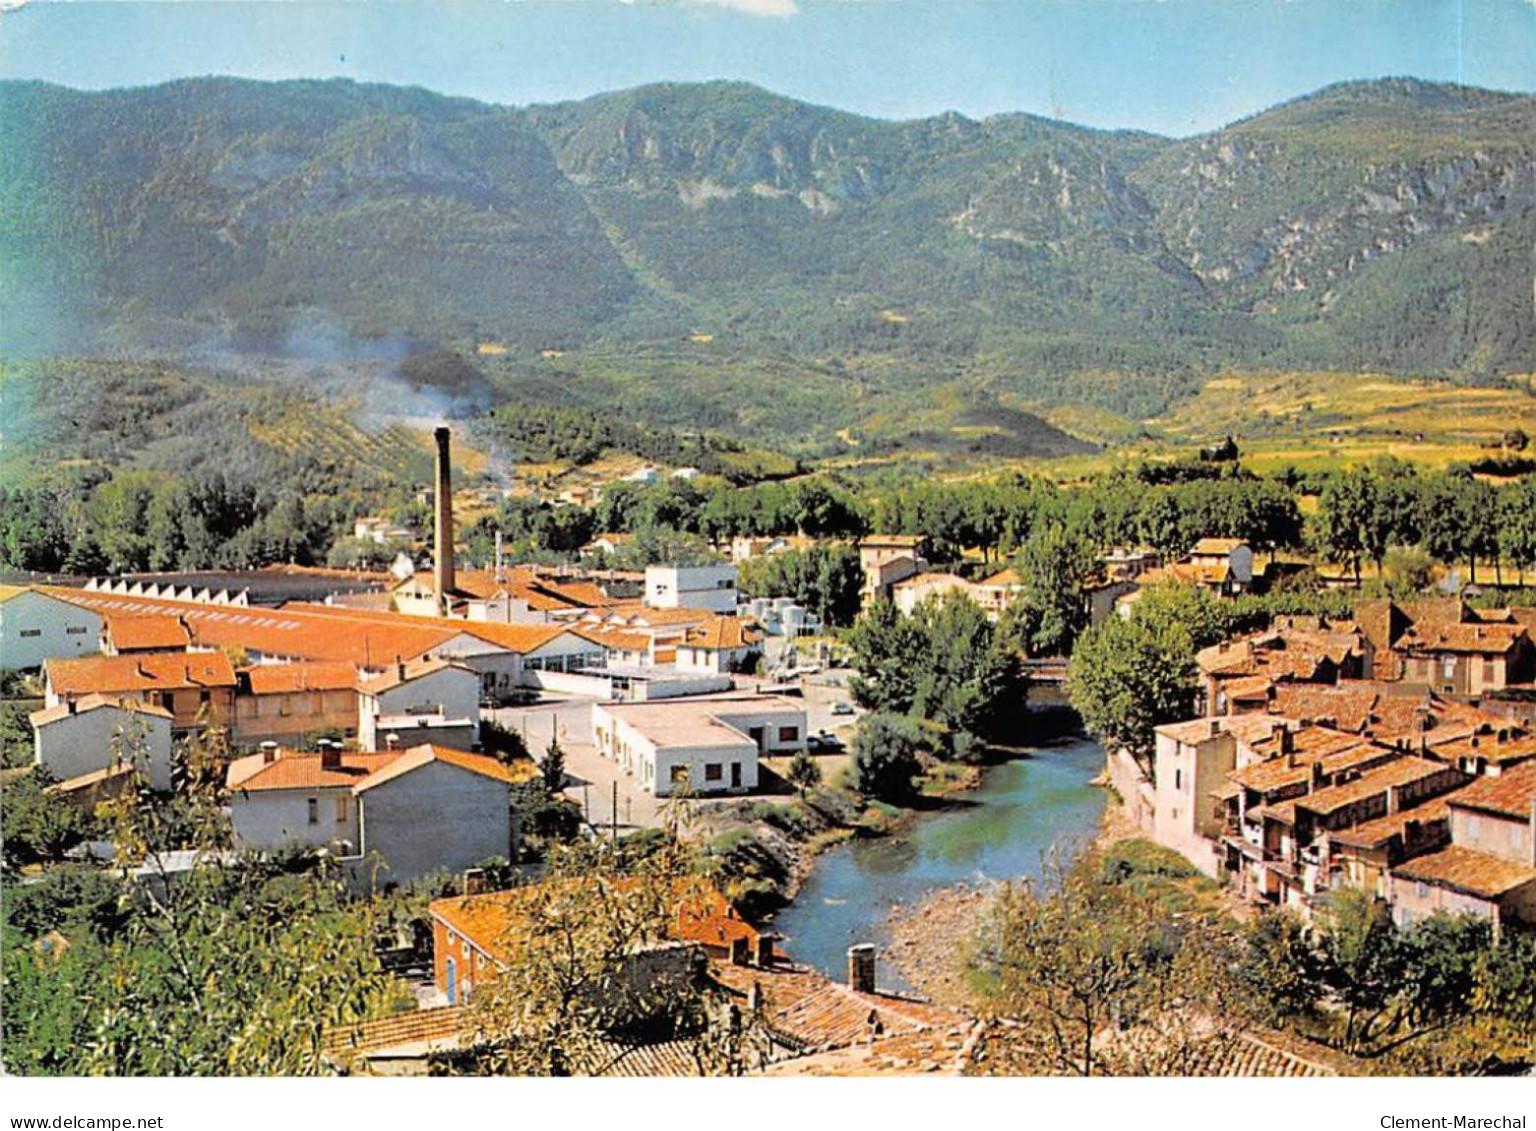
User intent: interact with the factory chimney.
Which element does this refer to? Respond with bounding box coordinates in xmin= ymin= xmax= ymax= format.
xmin=434 ymin=427 xmax=455 ymax=610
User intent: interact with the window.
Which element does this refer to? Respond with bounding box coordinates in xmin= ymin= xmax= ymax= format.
xmin=1174 ymin=768 xmax=1182 ymax=791
xmin=669 ymin=766 xmax=690 ymax=785
xmin=65 ymin=626 xmax=89 ymax=636
xmin=18 ymin=629 xmax=40 ymax=638
xmin=307 ymin=798 xmax=319 ymax=825
xmin=335 ymin=796 xmax=348 ymax=823
xmin=1443 ymin=657 xmax=1456 ymax=681
xmin=778 ymin=726 xmax=799 ymax=743
xmin=704 ymin=763 xmax=723 ymax=782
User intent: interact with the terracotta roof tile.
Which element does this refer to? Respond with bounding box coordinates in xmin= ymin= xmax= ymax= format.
xmin=46 ymin=652 xmax=237 ymax=696
xmin=106 ymin=615 xmax=191 ymax=650
xmin=1447 ymin=761 xmax=1536 ymax=820
xmin=29 ymin=693 xmax=174 ymax=726
xmin=243 ymin=661 xmax=360 ymax=695
xmin=1393 ymin=845 xmax=1536 ymax=899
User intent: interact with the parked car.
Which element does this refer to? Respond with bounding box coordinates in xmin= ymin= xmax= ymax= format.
xmin=807 ymin=731 xmax=845 ymax=753
xmin=830 ymin=701 xmax=854 ymax=716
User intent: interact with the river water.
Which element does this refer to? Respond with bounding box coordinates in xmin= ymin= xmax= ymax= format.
xmin=767 ymin=734 xmax=1107 ymax=991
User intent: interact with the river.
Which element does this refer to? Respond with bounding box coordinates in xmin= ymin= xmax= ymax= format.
xmin=767 ymin=733 xmax=1107 ymax=991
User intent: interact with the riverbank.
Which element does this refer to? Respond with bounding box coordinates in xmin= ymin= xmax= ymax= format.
xmin=885 ymin=759 xmax=1139 ymax=1008
xmin=768 ymin=735 xmax=1107 ymax=989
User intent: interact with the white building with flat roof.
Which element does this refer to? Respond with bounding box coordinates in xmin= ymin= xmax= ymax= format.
xmin=644 ymin=564 xmax=738 ymax=613
xmin=591 ymin=696 xmax=806 ymax=797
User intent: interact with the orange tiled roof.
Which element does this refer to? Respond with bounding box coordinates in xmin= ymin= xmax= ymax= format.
xmin=1428 ymin=732 xmax=1536 ymax=769
xmin=1447 ymin=761 xmax=1536 ymax=820
xmin=684 ymin=616 xmax=760 ymax=651
xmin=1398 ymin=622 xmax=1527 ymax=656
xmin=430 ymin=877 xmax=756 ymax=968
xmin=1393 ymin=845 xmax=1536 ymax=899
xmin=243 ymin=661 xmax=361 ymax=695
xmin=30 ymin=694 xmax=174 ymax=727
xmin=106 ymin=615 xmax=191 ymax=651
xmin=711 ymin=961 xmax=971 ymax=1055
xmin=1327 ymin=795 xmax=1456 ymax=850
xmin=40 ymin=587 xmax=462 ymax=668
xmin=46 ymin=652 xmax=237 ymax=696
xmin=227 ymin=744 xmax=530 ymax=794
xmin=357 ymin=656 xmax=473 ymax=695
xmin=1287 ymin=757 xmax=1457 ymax=819
xmin=976 ymin=568 xmax=1022 ymax=589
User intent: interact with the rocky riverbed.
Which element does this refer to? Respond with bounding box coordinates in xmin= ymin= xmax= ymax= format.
xmin=885 ymin=882 xmax=996 ymax=1010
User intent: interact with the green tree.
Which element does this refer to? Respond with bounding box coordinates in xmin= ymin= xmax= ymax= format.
xmin=1314 ymin=470 xmax=1386 ymax=583
xmin=786 ymin=749 xmax=822 ymax=798
xmin=1001 ymin=525 xmax=1095 ymax=658
xmin=849 ymin=714 xmax=923 ymax=802
xmin=542 ymin=736 xmax=567 ymax=793
xmin=1067 ymin=612 xmax=1196 ymax=763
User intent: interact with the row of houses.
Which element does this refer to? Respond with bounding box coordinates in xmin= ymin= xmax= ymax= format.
xmin=1118 ymin=597 xmax=1536 ymax=935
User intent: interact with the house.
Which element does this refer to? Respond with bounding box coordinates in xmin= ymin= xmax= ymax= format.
xmin=970 ymin=568 xmax=1023 ymax=621
xmin=580 ymin=533 xmax=633 ymax=559
xmin=43 ymin=652 xmax=237 ymax=732
xmin=591 ymin=696 xmax=806 ymax=796
xmin=890 ymin=572 xmax=973 ymax=617
xmin=30 ymin=695 xmax=175 ymax=792
xmin=1394 ymin=621 xmax=1533 ymax=698
xmin=674 ymin=616 xmax=763 ymax=675
xmin=1133 ymin=538 xmax=1253 ymax=599
xmin=857 ymin=535 xmax=926 ymax=608
xmin=427 ymin=877 xmax=770 ymax=1007
xmin=1389 ymin=763 xmax=1536 ymax=933
xmin=0 ymin=586 xmax=104 ymax=670
xmin=644 ymin=564 xmax=738 ymax=613
xmin=226 ymin=743 xmax=533 ymax=885
xmin=727 ymin=534 xmax=816 ymax=563
xmin=1196 ymin=621 xmax=1371 ymax=715
xmin=1152 ymin=718 xmax=1239 ymax=879
xmin=357 ymin=658 xmax=481 ymax=753
xmin=1102 ymin=547 xmax=1163 ymax=582
xmin=233 ymin=661 xmax=361 ymax=747
xmin=1188 ymin=538 xmax=1254 ymax=592
xmin=626 ymin=467 xmax=661 ymax=486
xmin=101 ymin=615 xmax=192 ymax=655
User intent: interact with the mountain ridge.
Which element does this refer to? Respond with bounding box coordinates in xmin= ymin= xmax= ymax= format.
xmin=3 ymin=73 xmax=1534 ymax=445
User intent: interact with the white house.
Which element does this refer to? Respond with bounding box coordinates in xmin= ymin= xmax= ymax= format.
xmin=0 ymin=587 xmax=104 ymax=671
xmin=357 ymin=658 xmax=481 ymax=753
xmin=645 ymin=564 xmax=738 ymax=613
xmin=674 ymin=616 xmax=763 ymax=675
xmin=30 ymin=695 xmax=175 ymax=792
xmin=226 ymin=744 xmax=529 ymax=885
xmin=891 ymin=572 xmax=974 ymax=617
xmin=591 ymin=696 xmax=806 ymax=797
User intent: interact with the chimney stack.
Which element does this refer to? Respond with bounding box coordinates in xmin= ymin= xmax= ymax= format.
xmin=463 ymin=867 xmax=487 ymax=895
xmin=848 ymin=943 xmax=876 ymax=994
xmin=260 ymin=740 xmax=278 ymax=764
xmin=320 ymin=743 xmax=341 ymax=770
xmin=433 ymin=426 xmax=455 ymax=609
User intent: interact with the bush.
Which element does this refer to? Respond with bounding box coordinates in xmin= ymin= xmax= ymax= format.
xmin=850 ymin=714 xmax=923 ymax=802
xmin=1100 ymin=838 xmax=1199 ymax=883
xmin=2 ymin=866 xmax=129 ymax=940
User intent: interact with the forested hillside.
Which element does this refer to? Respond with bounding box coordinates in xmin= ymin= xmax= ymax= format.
xmin=3 ymin=75 xmax=1535 ymax=445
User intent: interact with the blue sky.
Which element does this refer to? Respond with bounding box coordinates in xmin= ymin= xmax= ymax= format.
xmin=2 ymin=0 xmax=1534 ymax=136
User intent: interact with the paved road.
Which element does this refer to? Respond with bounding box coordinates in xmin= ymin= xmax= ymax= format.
xmin=490 ymin=699 xmax=667 ymax=833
